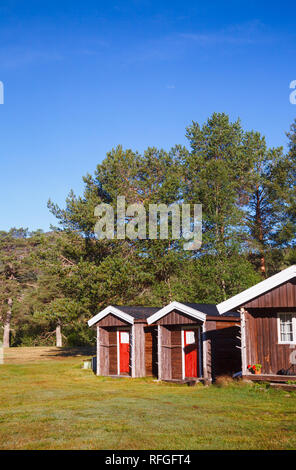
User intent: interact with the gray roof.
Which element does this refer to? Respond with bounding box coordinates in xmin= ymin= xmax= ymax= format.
xmin=183 ymin=303 xmax=239 ymax=317
xmin=113 ymin=305 xmax=160 ymax=320
xmin=114 ymin=303 xmax=239 ymax=320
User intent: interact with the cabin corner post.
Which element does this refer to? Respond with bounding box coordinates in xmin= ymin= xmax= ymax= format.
xmin=131 ymin=322 xmax=146 ymax=378
xmin=96 ymin=326 xmax=100 ymax=376
xmin=240 ymin=308 xmax=247 ymax=375
xmin=157 ymin=324 xmax=162 ymax=380
xmin=201 ymin=323 xmax=208 ymax=382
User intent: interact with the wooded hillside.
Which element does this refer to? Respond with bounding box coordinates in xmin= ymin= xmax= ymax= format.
xmin=1 ymin=113 xmax=296 ymax=347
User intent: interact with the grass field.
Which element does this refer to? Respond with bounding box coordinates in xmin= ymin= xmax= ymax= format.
xmin=0 ymin=348 xmax=295 ymax=450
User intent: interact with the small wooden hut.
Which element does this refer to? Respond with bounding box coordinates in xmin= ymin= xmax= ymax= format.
xmin=88 ymin=301 xmax=241 ymax=382
xmin=217 ymin=265 xmax=296 ymax=381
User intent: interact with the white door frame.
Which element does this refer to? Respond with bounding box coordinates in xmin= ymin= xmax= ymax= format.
xmin=181 ymin=326 xmax=202 ymax=380
xmin=117 ymin=328 xmax=130 ymax=376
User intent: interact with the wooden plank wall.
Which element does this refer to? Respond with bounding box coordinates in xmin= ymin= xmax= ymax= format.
xmin=95 ymin=314 xmax=132 ymax=377
xmin=204 ymin=320 xmax=241 ymax=379
xmin=97 ymin=326 xmax=109 ymax=376
xmin=245 ymin=309 xmax=295 ymax=374
xmin=204 ymin=321 xmax=216 ymax=379
xmin=171 ymin=328 xmax=182 ymax=380
xmin=109 ymin=329 xmax=118 ymax=375
xmin=144 ymin=326 xmax=158 ymax=376
xmin=133 ymin=322 xmax=146 ymax=377
xmin=160 ymin=325 xmax=172 ymax=380
xmin=158 ymin=310 xmax=196 ymax=325
xmin=243 ymin=279 xmax=296 ymax=308
xmin=98 ymin=314 xmax=130 ymax=327
xmin=212 ymin=321 xmax=241 ymax=377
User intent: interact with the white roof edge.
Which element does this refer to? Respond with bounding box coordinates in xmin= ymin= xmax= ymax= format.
xmin=217 ymin=265 xmax=296 ymax=314
xmin=147 ymin=301 xmax=206 ymax=325
xmin=88 ymin=305 xmax=134 ymax=327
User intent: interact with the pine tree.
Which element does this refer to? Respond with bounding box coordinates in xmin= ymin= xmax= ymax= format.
xmin=0 ymin=229 xmax=37 ymax=347
xmin=243 ymin=131 xmax=287 ymax=277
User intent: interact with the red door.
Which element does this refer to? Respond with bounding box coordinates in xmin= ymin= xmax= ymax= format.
xmin=119 ymin=331 xmax=130 ymax=374
xmin=184 ymin=330 xmax=198 ymax=378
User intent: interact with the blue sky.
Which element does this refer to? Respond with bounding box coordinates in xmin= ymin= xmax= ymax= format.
xmin=0 ymin=0 xmax=295 ymax=232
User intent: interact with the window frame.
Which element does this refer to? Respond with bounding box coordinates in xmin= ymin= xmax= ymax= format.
xmin=277 ymin=313 xmax=296 ymax=345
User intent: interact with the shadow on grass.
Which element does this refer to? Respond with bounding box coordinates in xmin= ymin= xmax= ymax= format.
xmin=39 ymin=347 xmax=96 ymax=358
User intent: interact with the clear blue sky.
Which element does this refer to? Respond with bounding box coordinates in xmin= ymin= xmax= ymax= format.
xmin=0 ymin=0 xmax=295 ymax=232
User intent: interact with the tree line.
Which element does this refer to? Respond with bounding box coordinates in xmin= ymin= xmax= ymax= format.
xmin=1 ymin=113 xmax=296 ymax=347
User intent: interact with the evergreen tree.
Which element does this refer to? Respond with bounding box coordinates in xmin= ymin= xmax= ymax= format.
xmin=184 ymin=113 xmax=256 ymax=298
xmin=243 ymin=131 xmax=287 ymax=277
xmin=0 ymin=229 xmax=37 ymax=347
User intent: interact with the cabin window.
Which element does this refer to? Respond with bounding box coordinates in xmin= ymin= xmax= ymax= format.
xmin=278 ymin=313 xmax=296 ymax=343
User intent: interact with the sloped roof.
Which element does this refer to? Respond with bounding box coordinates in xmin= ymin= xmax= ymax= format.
xmin=217 ymin=265 xmax=296 ymax=314
xmin=88 ymin=301 xmax=239 ymax=327
xmin=88 ymin=305 xmax=135 ymax=327
xmin=183 ymin=303 xmax=239 ymax=317
xmin=147 ymin=301 xmax=207 ymax=324
xmin=113 ymin=305 xmax=160 ymax=320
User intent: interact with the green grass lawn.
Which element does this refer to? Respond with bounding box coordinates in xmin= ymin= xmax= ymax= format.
xmin=0 ymin=355 xmax=295 ymax=450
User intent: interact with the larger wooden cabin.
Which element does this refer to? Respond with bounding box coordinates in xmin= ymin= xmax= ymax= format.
xmin=217 ymin=265 xmax=296 ymax=381
xmin=88 ymin=301 xmax=241 ymax=382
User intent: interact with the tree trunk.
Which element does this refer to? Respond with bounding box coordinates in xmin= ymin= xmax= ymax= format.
xmin=56 ymin=323 xmax=62 ymax=348
xmin=255 ymin=186 xmax=266 ymax=278
xmin=3 ymin=298 xmax=12 ymax=348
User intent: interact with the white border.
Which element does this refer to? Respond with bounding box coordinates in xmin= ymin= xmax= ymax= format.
xmin=88 ymin=305 xmax=134 ymax=327
xmin=277 ymin=313 xmax=296 ymax=345
xmin=147 ymin=301 xmax=206 ymax=325
xmin=217 ymin=265 xmax=296 ymax=314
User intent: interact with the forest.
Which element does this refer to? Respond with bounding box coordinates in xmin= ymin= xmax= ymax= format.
xmin=1 ymin=112 xmax=296 ymax=348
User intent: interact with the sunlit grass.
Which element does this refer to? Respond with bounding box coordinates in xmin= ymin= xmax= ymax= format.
xmin=0 ymin=353 xmax=295 ymax=449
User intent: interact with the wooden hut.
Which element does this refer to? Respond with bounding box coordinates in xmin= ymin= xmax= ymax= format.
xmin=217 ymin=265 xmax=296 ymax=381
xmin=88 ymin=305 xmax=158 ymax=378
xmin=88 ymin=301 xmax=241 ymax=382
xmin=146 ymin=302 xmax=240 ymax=383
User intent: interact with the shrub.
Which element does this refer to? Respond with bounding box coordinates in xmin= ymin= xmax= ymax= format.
xmin=215 ymin=375 xmax=235 ymax=387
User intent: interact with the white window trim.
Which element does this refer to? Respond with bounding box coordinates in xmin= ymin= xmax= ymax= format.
xmin=277 ymin=313 xmax=296 ymax=345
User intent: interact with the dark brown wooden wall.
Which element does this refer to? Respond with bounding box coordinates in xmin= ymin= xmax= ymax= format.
xmin=243 ymin=279 xmax=296 ymax=308
xmin=245 ymin=309 xmax=295 ymax=374
xmin=160 ymin=326 xmax=172 ymax=380
xmin=144 ymin=326 xmax=158 ymax=376
xmin=97 ymin=314 xmax=129 ymax=327
xmin=97 ymin=326 xmax=109 ymax=375
xmin=171 ymin=328 xmax=182 ymax=380
xmin=158 ymin=310 xmax=199 ymax=325
xmin=109 ymin=330 xmax=118 ymax=375
xmin=205 ymin=320 xmax=241 ymax=378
